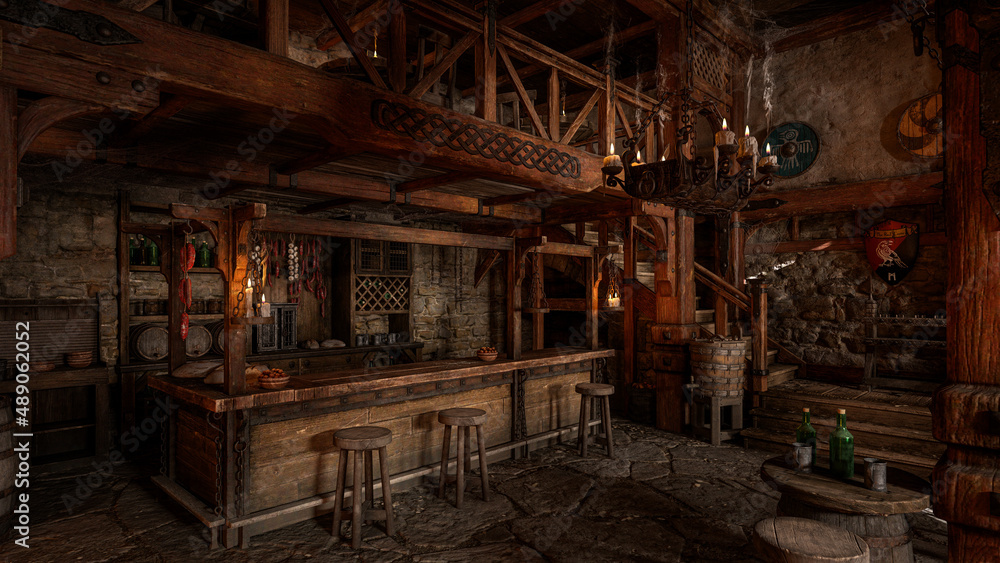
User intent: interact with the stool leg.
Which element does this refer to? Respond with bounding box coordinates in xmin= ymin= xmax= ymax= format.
xmin=364 ymin=450 xmax=374 ymax=522
xmin=580 ymin=395 xmax=591 ymax=457
xmin=438 ymin=424 xmax=451 ymax=500
xmin=332 ymin=449 xmax=347 ymax=539
xmin=456 ymin=426 xmax=465 ymax=508
xmin=378 ymin=446 xmax=395 ymax=536
xmin=601 ymin=395 xmax=614 ymax=458
xmin=352 ymin=451 xmax=363 ymax=548
xmin=732 ymin=399 xmax=744 ymax=431
xmin=463 ymin=426 xmax=472 ymax=477
xmin=475 ymin=424 xmax=489 ymax=501
xmin=577 ymin=394 xmax=586 ymax=454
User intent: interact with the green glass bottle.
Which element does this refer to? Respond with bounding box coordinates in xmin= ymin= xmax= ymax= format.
xmin=795 ymin=407 xmax=817 ymax=467
xmin=145 ymin=237 xmax=160 ymax=266
xmin=128 ymin=237 xmax=142 ymax=265
xmin=829 ymin=408 xmax=855 ymax=479
xmin=196 ymin=241 xmax=212 ymax=268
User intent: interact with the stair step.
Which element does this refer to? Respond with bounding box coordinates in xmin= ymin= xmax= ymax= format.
xmin=766 ymin=363 xmax=798 ymax=387
xmin=750 ymin=408 xmax=943 ymax=457
xmin=741 ymin=427 xmax=938 ymax=479
xmin=695 ymin=309 xmax=714 ymax=323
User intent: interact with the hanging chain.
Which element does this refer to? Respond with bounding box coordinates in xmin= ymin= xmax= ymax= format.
xmin=898 ymin=0 xmax=943 ymax=70
xmin=234 ymin=420 xmax=247 ymax=516
xmin=207 ymin=412 xmax=225 ymax=516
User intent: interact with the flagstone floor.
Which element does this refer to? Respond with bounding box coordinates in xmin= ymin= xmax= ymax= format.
xmin=1 ymin=420 xmax=947 ymax=562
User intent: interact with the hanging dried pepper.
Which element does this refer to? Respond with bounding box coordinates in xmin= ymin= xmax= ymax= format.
xmin=180 ymin=312 xmax=189 ymax=340
xmin=179 ymin=278 xmax=192 ymax=309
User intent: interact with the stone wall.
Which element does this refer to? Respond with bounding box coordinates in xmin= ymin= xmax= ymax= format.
xmin=738 ymin=20 xmax=945 ymax=377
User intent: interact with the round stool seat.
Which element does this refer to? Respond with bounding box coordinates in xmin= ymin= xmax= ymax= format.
xmin=753 ymin=517 xmax=870 ymax=563
xmin=576 ymin=382 xmax=614 ymax=396
xmin=438 ymin=407 xmax=487 ymax=426
xmin=334 ymin=426 xmax=392 ymax=450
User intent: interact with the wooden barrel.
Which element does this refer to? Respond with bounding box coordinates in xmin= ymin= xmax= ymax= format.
xmin=753 ymin=517 xmax=870 ymax=563
xmin=206 ymin=321 xmax=226 ymax=355
xmin=689 ymin=339 xmax=748 ymax=397
xmin=777 ymin=496 xmax=910 ymax=563
xmin=185 ymin=325 xmax=212 ymax=359
xmin=0 ymin=396 xmax=14 ymax=542
xmin=129 ymin=323 xmax=169 ymax=362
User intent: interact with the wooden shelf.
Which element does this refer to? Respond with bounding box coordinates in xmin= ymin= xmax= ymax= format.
xmin=130 ymin=314 xmax=224 ymax=323
xmin=130 ymin=266 xmax=220 ymax=274
xmin=33 ymin=418 xmax=97 ymax=435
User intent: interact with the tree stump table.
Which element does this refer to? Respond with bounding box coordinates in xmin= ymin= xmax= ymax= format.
xmin=760 ymin=456 xmax=931 ymax=563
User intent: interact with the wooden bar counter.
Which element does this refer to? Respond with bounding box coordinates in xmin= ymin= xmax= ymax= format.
xmin=149 ymin=347 xmax=615 ymax=548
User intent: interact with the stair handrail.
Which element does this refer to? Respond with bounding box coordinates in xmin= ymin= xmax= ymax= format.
xmin=693 ymin=262 xmax=750 ymax=311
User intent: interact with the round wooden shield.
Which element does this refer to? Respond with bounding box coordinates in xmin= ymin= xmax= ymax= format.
xmin=897 ymin=93 xmax=943 ymax=158
xmin=763 ymin=122 xmax=821 ymax=178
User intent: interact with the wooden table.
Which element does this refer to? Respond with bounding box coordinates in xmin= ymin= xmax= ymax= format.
xmin=760 ymin=456 xmax=931 ymax=563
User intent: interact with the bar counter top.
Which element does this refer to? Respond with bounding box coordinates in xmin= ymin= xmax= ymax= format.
xmin=149 ymin=347 xmax=616 ymax=413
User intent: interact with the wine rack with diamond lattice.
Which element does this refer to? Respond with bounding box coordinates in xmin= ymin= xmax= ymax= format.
xmin=355 ymin=276 xmax=410 ymax=313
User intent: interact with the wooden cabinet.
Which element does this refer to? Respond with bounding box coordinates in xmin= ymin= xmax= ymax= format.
xmin=354 ymin=240 xmax=411 ymax=275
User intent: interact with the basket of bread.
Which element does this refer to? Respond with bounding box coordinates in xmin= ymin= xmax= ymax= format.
xmin=258 ymin=368 xmax=290 ymax=389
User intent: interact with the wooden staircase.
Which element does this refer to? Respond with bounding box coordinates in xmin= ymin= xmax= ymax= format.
xmin=742 ymin=379 xmax=944 ymax=478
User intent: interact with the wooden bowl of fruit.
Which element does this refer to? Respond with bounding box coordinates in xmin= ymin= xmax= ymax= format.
xmin=476 ymin=346 xmax=498 ymax=362
xmin=258 ymin=368 xmax=290 ymax=389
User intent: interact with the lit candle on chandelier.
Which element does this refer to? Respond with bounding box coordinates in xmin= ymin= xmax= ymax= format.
xmin=714 ymin=118 xmax=736 ymax=147
xmin=245 ymin=278 xmax=254 ymax=317
xmin=738 ymin=125 xmax=758 ymax=159
xmin=760 ymin=143 xmax=778 ymax=168
xmin=602 ymin=143 xmax=623 ymax=170
xmin=632 ymin=150 xmax=642 ymax=166
xmin=607 ymin=288 xmax=620 ymax=308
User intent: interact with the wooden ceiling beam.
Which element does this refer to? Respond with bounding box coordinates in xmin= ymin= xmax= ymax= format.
xmin=297 ymin=197 xmax=356 ymax=214
xmin=316 ymin=0 xmax=386 ymax=51
xmin=396 ymin=171 xmax=477 ymax=194
xmin=624 ymin=0 xmax=760 ymax=57
xmin=742 ymin=172 xmax=945 ymax=222
xmin=770 ymin=0 xmax=911 ymax=53
xmin=318 ymin=0 xmax=388 ymax=89
xmin=112 ymin=93 xmax=192 ymax=148
xmin=116 ymin=0 xmax=158 ymax=11
xmin=260 ymin=214 xmax=515 ymax=250
xmin=499 ymin=0 xmax=568 ymax=28
xmin=407 ymin=30 xmax=479 ymax=99
xmin=274 ymin=147 xmax=359 ymax=175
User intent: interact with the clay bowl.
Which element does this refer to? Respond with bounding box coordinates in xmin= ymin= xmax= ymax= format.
xmin=259 ymin=375 xmax=290 ymax=390
xmin=476 ymin=351 xmax=498 ymax=362
xmin=32 ymin=362 xmax=56 ymax=373
xmin=67 ymin=358 xmax=92 ymax=368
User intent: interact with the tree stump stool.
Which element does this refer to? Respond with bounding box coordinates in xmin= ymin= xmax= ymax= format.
xmin=438 ymin=408 xmax=490 ymax=508
xmin=576 ymin=383 xmax=614 ymax=458
xmin=753 ymin=517 xmax=871 ymax=562
xmin=332 ymin=426 xmax=395 ymax=548
xmin=691 ymin=392 xmax=744 ymax=446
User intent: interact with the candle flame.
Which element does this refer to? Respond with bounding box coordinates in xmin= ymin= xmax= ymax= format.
xmin=636 ymin=150 xmax=641 ymax=162
xmin=261 ymin=293 xmax=266 ymax=303
xmin=722 ymin=118 xmax=728 ymax=130
xmin=610 ymin=143 xmax=615 ymax=155
xmin=744 ymin=125 xmax=750 ymax=136
xmin=661 ymin=156 xmax=665 ymax=161
xmin=766 ymin=143 xmax=771 ymax=155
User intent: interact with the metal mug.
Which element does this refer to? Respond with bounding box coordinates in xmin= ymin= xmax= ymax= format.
xmin=355 ymin=334 xmax=370 ymax=347
xmin=373 ymin=333 xmax=388 ymax=346
xmin=864 ymin=457 xmax=887 ymax=492
xmin=388 ymin=332 xmax=398 ymax=344
xmin=792 ymin=442 xmax=812 ymax=473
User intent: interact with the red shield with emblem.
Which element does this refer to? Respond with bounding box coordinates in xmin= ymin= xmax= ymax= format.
xmin=864 ymin=220 xmax=919 ymax=285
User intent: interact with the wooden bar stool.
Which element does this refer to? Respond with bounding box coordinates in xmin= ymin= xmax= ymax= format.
xmin=576 ymin=383 xmax=614 ymax=458
xmin=753 ymin=517 xmax=870 ymax=562
xmin=437 ymin=408 xmax=489 ymax=508
xmin=332 ymin=426 xmax=395 ymax=548
xmin=691 ymin=391 xmax=744 ymax=446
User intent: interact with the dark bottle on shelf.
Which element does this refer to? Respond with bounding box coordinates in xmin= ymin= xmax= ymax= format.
xmin=129 ymin=237 xmax=142 ymax=265
xmin=145 ymin=237 xmax=160 ymax=266
xmin=196 ymin=241 xmax=212 ymax=268
xmin=829 ymin=408 xmax=855 ymax=479
xmin=795 ymin=407 xmax=817 ymax=467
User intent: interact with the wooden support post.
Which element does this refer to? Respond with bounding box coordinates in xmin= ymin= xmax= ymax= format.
xmin=586 ymin=253 xmax=599 ymax=350
xmin=168 ymin=227 xmax=186 ymax=372
xmin=531 ymin=251 xmax=544 ymax=350
xmin=0 ymin=87 xmax=16 ymax=260
xmin=932 ymin=5 xmax=1000 ymax=560
xmin=506 ymin=249 xmax=523 ymax=360
xmin=259 ymin=0 xmax=289 ymax=57
xmin=623 ymin=217 xmax=636 ymax=391
xmin=749 ymin=278 xmax=769 ymax=407
xmin=225 ymin=217 xmax=250 ymax=395
xmin=598 ymin=71 xmax=614 ymax=157
xmin=475 ymin=18 xmax=497 ymax=122
xmin=548 ymin=68 xmax=560 ymax=143
xmin=389 ymin=3 xmax=407 ymax=93
xmin=713 ymin=215 xmax=729 ymax=337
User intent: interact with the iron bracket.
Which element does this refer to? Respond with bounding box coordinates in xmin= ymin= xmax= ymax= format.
xmin=943 ymin=44 xmax=980 ymax=71
xmin=0 ymin=0 xmax=141 ymax=45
